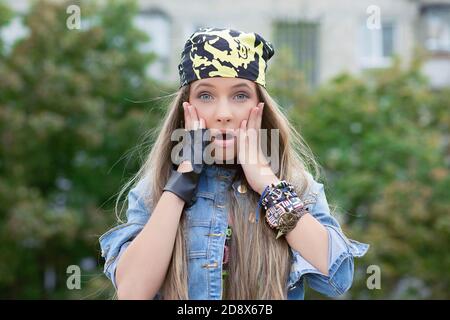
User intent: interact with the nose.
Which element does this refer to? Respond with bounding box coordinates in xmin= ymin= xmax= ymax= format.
xmin=215 ymin=102 xmax=233 ymax=124
xmin=217 ymin=115 xmax=232 ymax=123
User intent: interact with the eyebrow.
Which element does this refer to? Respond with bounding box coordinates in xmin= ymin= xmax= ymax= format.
xmin=193 ymin=82 xmax=253 ymax=91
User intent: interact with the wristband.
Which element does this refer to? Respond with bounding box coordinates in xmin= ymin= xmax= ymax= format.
xmin=163 ymin=128 xmax=211 ymax=203
xmin=257 ymin=180 xmax=319 ymax=239
xmin=163 ymin=169 xmax=200 ymax=204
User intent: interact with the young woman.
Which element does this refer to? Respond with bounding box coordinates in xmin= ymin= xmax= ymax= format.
xmin=99 ymin=27 xmax=369 ymax=300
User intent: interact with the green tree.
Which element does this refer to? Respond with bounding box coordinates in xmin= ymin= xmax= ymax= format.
xmin=0 ymin=0 xmax=169 ymax=298
xmin=286 ymin=56 xmax=450 ymax=299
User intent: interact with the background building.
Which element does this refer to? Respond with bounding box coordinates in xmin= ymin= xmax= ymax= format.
xmin=131 ymin=0 xmax=450 ymax=88
xmin=3 ymin=0 xmax=449 ymax=88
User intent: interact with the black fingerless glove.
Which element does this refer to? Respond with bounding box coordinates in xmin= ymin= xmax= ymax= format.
xmin=163 ymin=128 xmax=211 ymax=203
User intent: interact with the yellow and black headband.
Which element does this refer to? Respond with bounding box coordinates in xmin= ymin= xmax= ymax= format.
xmin=178 ymin=27 xmax=275 ymax=88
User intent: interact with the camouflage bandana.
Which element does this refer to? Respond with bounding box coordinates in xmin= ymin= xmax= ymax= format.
xmin=178 ymin=27 xmax=275 ymax=88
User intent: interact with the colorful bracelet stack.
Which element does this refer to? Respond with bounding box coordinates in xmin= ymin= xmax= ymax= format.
xmin=257 ymin=180 xmax=319 ymax=239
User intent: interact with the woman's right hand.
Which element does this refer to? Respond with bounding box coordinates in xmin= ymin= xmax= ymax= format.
xmin=177 ymin=102 xmax=206 ymax=173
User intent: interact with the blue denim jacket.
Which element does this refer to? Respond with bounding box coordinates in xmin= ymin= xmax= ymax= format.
xmin=99 ymin=164 xmax=369 ymax=299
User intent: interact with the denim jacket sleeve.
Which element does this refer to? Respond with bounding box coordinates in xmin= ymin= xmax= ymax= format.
xmin=287 ymin=173 xmax=370 ymax=297
xmin=98 ymin=176 xmax=153 ymax=291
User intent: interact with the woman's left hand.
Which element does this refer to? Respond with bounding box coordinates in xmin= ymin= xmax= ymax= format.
xmin=237 ymin=102 xmax=280 ymax=194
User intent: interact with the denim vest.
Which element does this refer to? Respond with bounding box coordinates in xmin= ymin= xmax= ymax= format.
xmin=99 ymin=164 xmax=369 ymax=299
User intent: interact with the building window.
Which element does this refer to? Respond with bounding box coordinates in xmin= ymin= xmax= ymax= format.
xmin=420 ymin=4 xmax=450 ymax=53
xmin=420 ymin=4 xmax=450 ymax=88
xmin=272 ymin=20 xmax=320 ymax=87
xmin=359 ymin=20 xmax=396 ymax=69
xmin=133 ymin=8 xmax=171 ymax=80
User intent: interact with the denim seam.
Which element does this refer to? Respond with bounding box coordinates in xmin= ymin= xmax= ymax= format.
xmin=206 ymin=196 xmax=217 ymax=299
xmin=99 ymin=222 xmax=145 ymax=261
xmin=327 ymin=251 xmax=352 ymax=294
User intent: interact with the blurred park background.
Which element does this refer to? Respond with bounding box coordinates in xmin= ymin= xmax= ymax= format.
xmin=0 ymin=0 xmax=448 ymax=299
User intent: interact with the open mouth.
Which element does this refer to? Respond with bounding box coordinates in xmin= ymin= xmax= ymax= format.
xmin=211 ymin=130 xmax=236 ymax=148
xmin=214 ymin=132 xmax=235 ymax=141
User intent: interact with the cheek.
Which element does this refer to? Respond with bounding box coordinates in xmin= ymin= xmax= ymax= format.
xmin=236 ymin=108 xmax=252 ymax=123
xmin=195 ymin=108 xmax=212 ymax=122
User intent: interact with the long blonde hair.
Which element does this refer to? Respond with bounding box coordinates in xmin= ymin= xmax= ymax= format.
xmin=115 ymin=83 xmax=321 ymax=299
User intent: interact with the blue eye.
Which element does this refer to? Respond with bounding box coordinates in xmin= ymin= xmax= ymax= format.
xmin=197 ymin=92 xmax=249 ymax=102
xmin=235 ymin=93 xmax=249 ymax=101
xmin=198 ymin=93 xmax=212 ymax=101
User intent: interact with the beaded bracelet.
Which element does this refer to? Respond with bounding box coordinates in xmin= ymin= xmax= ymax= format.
xmin=257 ymin=180 xmax=319 ymax=239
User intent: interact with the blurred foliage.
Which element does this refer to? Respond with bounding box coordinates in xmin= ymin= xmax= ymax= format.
xmin=0 ymin=1 xmax=12 ymax=54
xmin=271 ymin=54 xmax=449 ymax=299
xmin=0 ymin=0 xmax=449 ymax=300
xmin=0 ymin=0 xmax=170 ymax=299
